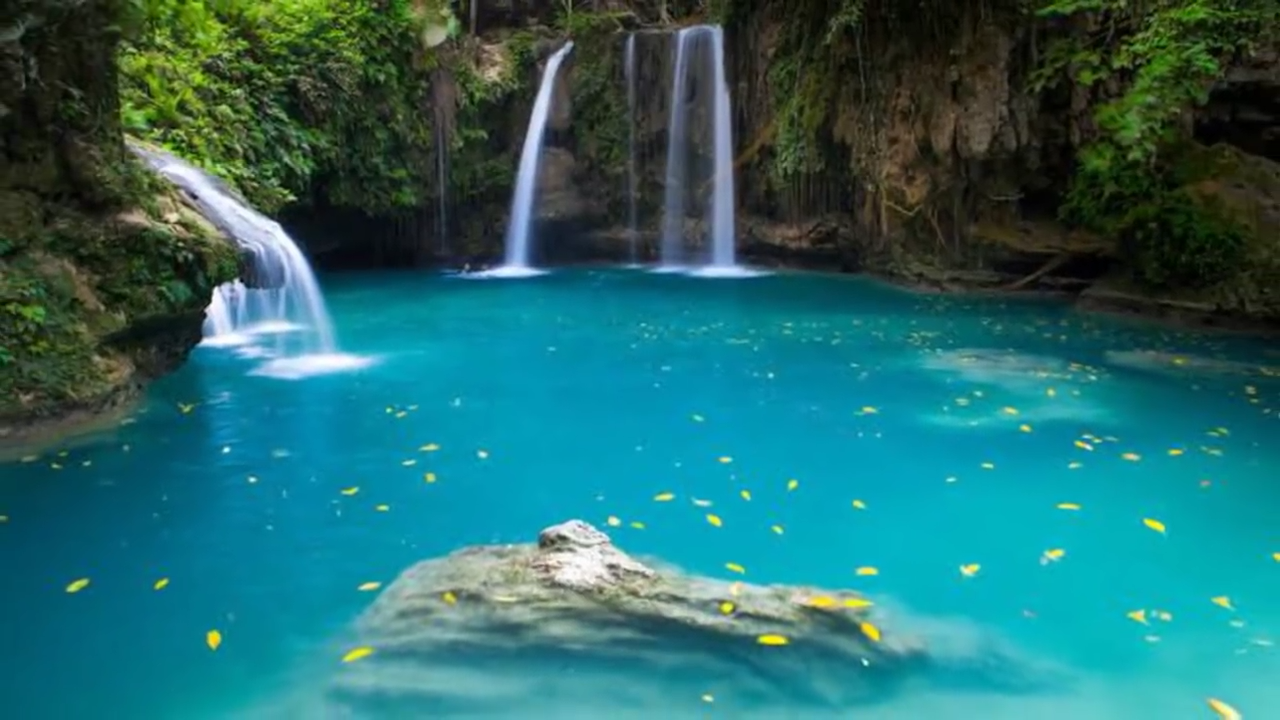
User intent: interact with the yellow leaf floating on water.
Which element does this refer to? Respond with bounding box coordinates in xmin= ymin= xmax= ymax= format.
xmin=852 ymin=499 xmax=867 ymax=510
xmin=420 ymin=443 xmax=440 ymax=452
xmin=1001 ymin=406 xmax=1019 ymax=416
xmin=153 ymin=578 xmax=170 ymax=591
xmin=1143 ymin=518 xmax=1167 ymax=535
xmin=757 ymin=634 xmax=790 ymax=646
xmin=653 ymin=492 xmax=675 ymax=502
xmin=725 ymin=562 xmax=746 ymax=574
xmin=1168 ymin=448 xmax=1185 ymax=456
xmin=787 ymin=479 xmax=799 ymax=491
xmin=1019 ymin=424 xmax=1033 ymax=433
xmin=357 ymin=582 xmax=381 ymax=591
xmin=692 ymin=498 xmax=713 ymax=508
xmin=1074 ymin=440 xmax=1094 ymax=451
xmin=341 ymin=487 xmax=359 ymax=496
xmin=701 ymin=693 xmax=714 ymax=703
xmin=442 ymin=591 xmax=457 ymax=605
xmin=401 ymin=459 xmax=417 ymax=467
xmin=424 ymin=473 xmax=437 ymax=483
xmin=206 ymin=630 xmax=222 ymax=651
xmin=1127 ymin=609 xmax=1148 ymax=625
xmin=980 ymin=462 xmax=995 ymax=470
xmin=855 ymin=566 xmax=879 ymax=577
xmin=858 ymin=406 xmax=879 ymax=415
xmin=1043 ymin=549 xmax=1066 ymax=561
xmin=1211 ymin=596 xmax=1235 ymax=611
xmin=717 ymin=456 xmax=733 ymax=464
xmin=719 ymin=601 xmax=735 ymax=615
xmin=178 ymin=403 xmax=196 ymax=414
xmin=606 ymin=516 xmax=621 ymax=527
xmin=740 ymin=490 xmax=752 ymax=501
xmin=630 ymin=521 xmax=646 ymax=530
xmin=1057 ymin=502 xmax=1082 ymax=511
xmin=20 ymin=455 xmax=38 ymax=463
xmin=65 ymin=578 xmax=90 ymax=593
xmin=843 ymin=598 xmax=874 ymax=609
xmin=342 ymin=646 xmax=375 ymax=663
xmin=1207 ymin=697 xmax=1242 ymax=720
xmin=706 ymin=514 xmax=723 ymax=527
xmin=805 ymin=596 xmax=837 ymax=609
xmin=959 ymin=564 xmax=981 ymax=578
xmin=1273 ymin=552 xmax=1280 ymax=563
xmin=1067 ymin=461 xmax=1083 ymax=470
xmin=375 ymin=504 xmax=390 ymax=512
xmin=1121 ymin=452 xmax=1141 ymax=462
xmin=860 ymin=621 xmax=882 ymax=642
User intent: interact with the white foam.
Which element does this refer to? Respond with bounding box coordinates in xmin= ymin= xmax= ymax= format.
xmin=465 ymin=266 xmax=549 ymax=279
xmin=244 ymin=320 xmax=307 ymax=335
xmin=648 ymin=265 xmax=691 ymax=274
xmin=684 ymin=265 xmax=770 ymax=279
xmin=199 ymin=333 xmax=253 ymax=348
xmin=248 ymin=353 xmax=375 ymax=380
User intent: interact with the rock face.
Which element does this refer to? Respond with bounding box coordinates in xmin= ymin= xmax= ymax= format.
xmin=0 ymin=0 xmax=239 ymax=448
xmin=322 ymin=520 xmax=1056 ymax=716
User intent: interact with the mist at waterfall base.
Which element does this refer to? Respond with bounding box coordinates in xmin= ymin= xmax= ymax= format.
xmin=3 ymin=269 xmax=1279 ymax=718
xmin=133 ymin=146 xmax=373 ymax=379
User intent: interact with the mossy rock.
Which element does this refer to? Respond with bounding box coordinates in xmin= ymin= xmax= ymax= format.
xmin=0 ymin=188 xmax=237 ymax=437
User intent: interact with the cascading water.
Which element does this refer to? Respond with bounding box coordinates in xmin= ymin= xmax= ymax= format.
xmin=477 ymin=42 xmax=574 ymax=279
xmin=131 ymin=144 xmax=371 ymax=378
xmin=625 ymin=32 xmax=639 ymax=266
xmin=658 ymin=26 xmax=759 ymax=278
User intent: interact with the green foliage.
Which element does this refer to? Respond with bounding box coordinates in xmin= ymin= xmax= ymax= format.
xmin=1035 ymin=0 xmax=1273 ymax=288
xmin=118 ymin=0 xmax=462 ymax=214
xmin=0 ymin=256 xmax=104 ymax=411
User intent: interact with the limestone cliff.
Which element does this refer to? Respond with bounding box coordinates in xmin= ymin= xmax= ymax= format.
xmin=0 ymin=0 xmax=238 ymax=446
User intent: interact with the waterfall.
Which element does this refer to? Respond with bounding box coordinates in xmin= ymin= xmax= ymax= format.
xmin=131 ymin=144 xmax=371 ymax=378
xmin=434 ymin=116 xmax=449 ymax=258
xmin=625 ymin=32 xmax=639 ymax=266
xmin=658 ymin=28 xmax=693 ymax=270
xmin=658 ymin=26 xmax=756 ymax=277
xmin=480 ymin=41 xmax=574 ymax=279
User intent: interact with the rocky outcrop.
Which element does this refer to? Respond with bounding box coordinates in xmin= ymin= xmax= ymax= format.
xmin=321 ymin=520 xmax=1059 ymax=716
xmin=0 ymin=1 xmax=239 ymax=448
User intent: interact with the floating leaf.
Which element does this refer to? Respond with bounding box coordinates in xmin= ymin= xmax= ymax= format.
xmin=1143 ymin=518 xmax=1167 ymax=534
xmin=606 ymin=516 xmax=621 ymax=527
xmin=206 ymin=630 xmax=222 ymax=651
xmin=1056 ymin=502 xmax=1082 ymax=511
xmin=852 ymin=499 xmax=867 ymax=510
xmin=442 ymin=591 xmax=457 ymax=605
xmin=1121 ymin=452 xmax=1141 ymax=462
xmin=959 ymin=563 xmax=981 ymax=578
xmin=424 ymin=472 xmax=437 ymax=483
xmin=706 ymin=514 xmax=723 ymax=527
xmin=860 ymin=621 xmax=882 ymax=642
xmin=740 ymin=490 xmax=752 ymax=501
xmin=1207 ymin=697 xmax=1242 ymax=720
xmin=718 ymin=601 xmax=735 ymax=615
xmin=375 ymin=504 xmax=390 ymax=512
xmin=476 ymin=449 xmax=489 ymax=459
xmin=717 ymin=456 xmax=733 ymax=464
xmin=855 ymin=566 xmax=879 ymax=576
xmin=1211 ymin=596 xmax=1235 ymax=611
xmin=787 ymin=479 xmax=799 ymax=491
xmin=153 ymin=578 xmax=170 ymax=591
xmin=843 ymin=598 xmax=874 ymax=609
xmin=65 ymin=578 xmax=90 ymax=594
xmin=771 ymin=524 xmax=784 ymax=535
xmin=420 ymin=443 xmax=440 ymax=452
xmin=342 ymin=646 xmax=374 ymax=663
xmin=756 ymin=634 xmax=790 ymax=646
xmin=1127 ymin=609 xmax=1148 ymax=625
xmin=341 ymin=487 xmax=359 ymax=496
xmin=357 ymin=582 xmax=381 ymax=591
xmin=725 ymin=562 xmax=746 ymax=574
xmin=653 ymin=492 xmax=675 ymax=502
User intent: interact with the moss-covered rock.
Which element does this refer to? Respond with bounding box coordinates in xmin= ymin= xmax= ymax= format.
xmin=1 ymin=0 xmax=239 ymax=446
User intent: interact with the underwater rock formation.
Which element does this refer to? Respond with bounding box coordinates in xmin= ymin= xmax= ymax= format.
xmin=322 ymin=520 xmax=1059 ymax=716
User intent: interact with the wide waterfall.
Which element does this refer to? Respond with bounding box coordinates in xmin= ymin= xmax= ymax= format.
xmin=131 ymin=144 xmax=370 ymax=378
xmin=657 ymin=26 xmax=758 ymax=278
xmin=476 ymin=41 xmax=574 ymax=279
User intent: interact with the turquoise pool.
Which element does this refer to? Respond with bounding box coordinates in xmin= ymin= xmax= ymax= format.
xmin=1 ymin=269 xmax=1276 ymax=718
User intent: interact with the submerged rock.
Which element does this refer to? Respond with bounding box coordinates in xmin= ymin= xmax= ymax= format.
xmin=321 ymin=521 xmax=1059 ymax=716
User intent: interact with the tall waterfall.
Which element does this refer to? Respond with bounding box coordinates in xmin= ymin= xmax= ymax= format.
xmin=625 ymin=32 xmax=639 ymax=266
xmin=480 ymin=41 xmax=574 ymax=278
xmin=658 ymin=26 xmax=753 ymax=277
xmin=131 ymin=144 xmax=370 ymax=378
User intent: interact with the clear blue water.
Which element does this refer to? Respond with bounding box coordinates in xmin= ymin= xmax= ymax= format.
xmin=2 ymin=269 xmax=1278 ymax=718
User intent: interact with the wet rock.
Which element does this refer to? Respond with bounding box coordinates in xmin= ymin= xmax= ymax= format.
xmin=322 ymin=521 xmax=1059 ymax=716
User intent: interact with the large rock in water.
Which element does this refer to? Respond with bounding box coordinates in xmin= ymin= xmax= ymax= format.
xmin=321 ymin=520 xmax=1058 ymax=717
